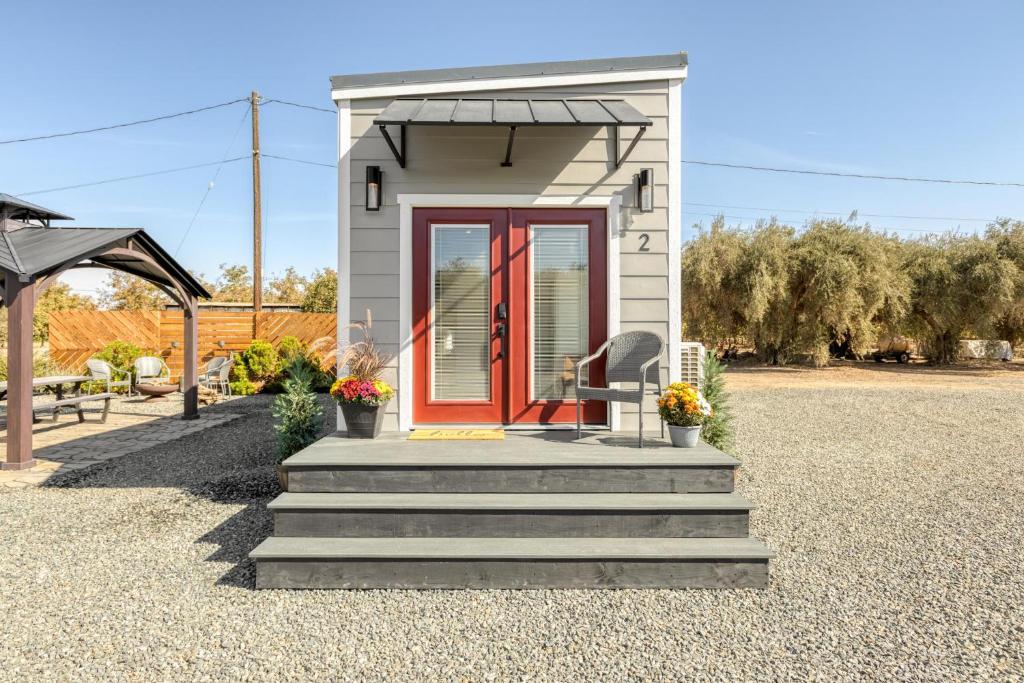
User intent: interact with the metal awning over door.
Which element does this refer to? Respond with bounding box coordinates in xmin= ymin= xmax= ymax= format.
xmin=372 ymin=98 xmax=652 ymax=168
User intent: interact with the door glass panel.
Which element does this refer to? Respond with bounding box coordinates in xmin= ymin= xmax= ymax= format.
xmin=431 ymin=225 xmax=491 ymax=400
xmin=530 ymin=225 xmax=589 ymax=400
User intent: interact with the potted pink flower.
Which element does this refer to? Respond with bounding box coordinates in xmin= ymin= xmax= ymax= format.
xmin=329 ymin=375 xmax=394 ymax=438
xmin=315 ymin=316 xmax=395 ymax=439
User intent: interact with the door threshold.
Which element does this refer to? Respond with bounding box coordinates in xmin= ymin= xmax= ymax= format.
xmin=411 ymin=423 xmax=610 ymax=431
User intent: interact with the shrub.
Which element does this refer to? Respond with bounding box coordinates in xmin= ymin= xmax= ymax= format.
xmin=88 ymin=340 xmax=149 ymax=392
xmin=95 ymin=340 xmax=145 ymax=374
xmin=276 ymin=335 xmax=307 ymax=362
xmin=272 ymin=373 xmax=324 ymax=464
xmin=700 ymin=352 xmax=735 ymax=452
xmin=239 ymin=340 xmax=279 ymax=383
xmin=228 ymin=362 xmax=257 ymax=396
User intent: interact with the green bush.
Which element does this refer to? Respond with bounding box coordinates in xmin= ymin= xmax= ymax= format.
xmin=700 ymin=352 xmax=735 ymax=452
xmin=272 ymin=372 xmax=324 ymax=464
xmin=95 ymin=340 xmax=145 ymax=374
xmin=228 ymin=362 xmax=258 ymax=396
xmin=239 ymin=340 xmax=279 ymax=383
xmin=90 ymin=340 xmax=148 ymax=393
xmin=276 ymin=336 xmax=307 ymax=362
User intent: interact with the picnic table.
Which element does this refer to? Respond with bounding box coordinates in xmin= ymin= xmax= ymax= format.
xmin=0 ymin=375 xmax=91 ymax=401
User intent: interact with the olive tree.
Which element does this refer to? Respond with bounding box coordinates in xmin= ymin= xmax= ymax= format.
xmin=903 ymin=234 xmax=1019 ymax=363
xmin=787 ymin=221 xmax=910 ymax=365
xmin=986 ymin=218 xmax=1024 ymax=349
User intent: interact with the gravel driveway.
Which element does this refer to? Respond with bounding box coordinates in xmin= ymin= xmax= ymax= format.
xmin=1 ymin=385 xmax=1021 ymax=681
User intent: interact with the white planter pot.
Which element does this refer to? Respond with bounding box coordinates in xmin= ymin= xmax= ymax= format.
xmin=668 ymin=425 xmax=701 ymax=448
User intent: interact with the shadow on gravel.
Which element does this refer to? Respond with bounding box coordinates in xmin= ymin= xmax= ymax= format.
xmin=41 ymin=394 xmax=336 ymax=590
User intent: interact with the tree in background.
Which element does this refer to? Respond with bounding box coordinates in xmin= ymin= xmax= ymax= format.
xmin=99 ymin=272 xmax=170 ymax=310
xmin=265 ymin=267 xmax=308 ymax=304
xmin=987 ymin=218 xmax=1024 ymax=349
xmin=210 ymin=264 xmax=253 ymax=303
xmin=0 ymin=281 xmax=95 ymax=345
xmin=787 ymin=221 xmax=910 ymax=365
xmin=903 ymin=235 xmax=1019 ymax=364
xmin=738 ymin=222 xmax=796 ymax=364
xmin=682 ymin=216 xmax=749 ymax=349
xmin=301 ymin=268 xmax=337 ymax=313
xmin=33 ymin=282 xmax=96 ymax=341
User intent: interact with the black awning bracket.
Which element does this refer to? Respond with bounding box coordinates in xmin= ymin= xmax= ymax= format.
xmin=379 ymin=124 xmax=406 ymax=168
xmin=500 ymin=126 xmax=517 ymax=167
xmin=613 ymin=125 xmax=647 ymax=168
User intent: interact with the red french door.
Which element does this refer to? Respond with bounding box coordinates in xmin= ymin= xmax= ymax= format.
xmin=412 ymin=207 xmax=606 ymax=425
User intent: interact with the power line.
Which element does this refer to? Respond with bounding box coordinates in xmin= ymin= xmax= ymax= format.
xmin=15 ymin=157 xmax=249 ymax=197
xmin=682 ymin=210 xmax=957 ymax=234
xmin=682 ymin=160 xmax=1024 ymax=188
xmin=262 ymin=153 xmax=335 ymax=168
xmin=262 ymin=98 xmax=335 ymax=114
xmin=0 ymin=98 xmax=248 ymax=145
xmin=174 ymin=107 xmax=251 ymax=256
xmin=682 ymin=201 xmax=995 ymax=223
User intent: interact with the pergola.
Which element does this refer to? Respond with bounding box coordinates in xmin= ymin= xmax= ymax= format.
xmin=0 ymin=194 xmax=211 ymax=470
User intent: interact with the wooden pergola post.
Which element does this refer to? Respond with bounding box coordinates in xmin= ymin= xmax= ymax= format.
xmin=3 ymin=275 xmax=36 ymax=470
xmin=182 ymin=295 xmax=199 ymax=420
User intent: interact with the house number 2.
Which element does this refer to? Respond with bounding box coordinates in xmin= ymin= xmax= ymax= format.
xmin=638 ymin=233 xmax=651 ymax=251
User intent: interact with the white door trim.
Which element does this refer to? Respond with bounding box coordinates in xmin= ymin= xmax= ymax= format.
xmin=335 ymin=99 xmax=351 ymax=429
xmin=397 ymin=193 xmax=622 ymax=432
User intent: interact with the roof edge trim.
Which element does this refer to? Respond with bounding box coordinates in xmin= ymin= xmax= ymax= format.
xmin=331 ymin=53 xmax=688 ymax=101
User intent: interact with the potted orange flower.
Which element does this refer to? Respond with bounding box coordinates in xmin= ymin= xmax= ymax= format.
xmin=657 ymin=382 xmax=713 ymax=448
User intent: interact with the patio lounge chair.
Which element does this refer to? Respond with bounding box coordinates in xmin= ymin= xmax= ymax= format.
xmin=200 ymin=357 xmax=233 ymax=395
xmin=133 ymin=356 xmax=171 ymax=386
xmin=574 ymin=331 xmax=665 ymax=448
xmin=86 ymin=358 xmax=133 ymax=396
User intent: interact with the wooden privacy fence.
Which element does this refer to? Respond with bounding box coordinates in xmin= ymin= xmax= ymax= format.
xmin=49 ymin=311 xmax=337 ymax=378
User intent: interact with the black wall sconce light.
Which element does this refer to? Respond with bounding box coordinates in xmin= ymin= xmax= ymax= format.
xmin=217 ymin=340 xmax=226 ymax=349
xmin=635 ymin=168 xmax=654 ymax=213
xmin=365 ymin=165 xmax=382 ymax=211
xmin=170 ymin=340 xmax=180 ymax=349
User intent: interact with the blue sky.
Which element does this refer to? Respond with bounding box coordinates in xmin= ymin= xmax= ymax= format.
xmin=4 ymin=1 xmax=1023 ymax=298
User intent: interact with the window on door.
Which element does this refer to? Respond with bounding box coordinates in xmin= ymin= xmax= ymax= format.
xmin=530 ymin=225 xmax=589 ymax=400
xmin=431 ymin=225 xmax=491 ymax=401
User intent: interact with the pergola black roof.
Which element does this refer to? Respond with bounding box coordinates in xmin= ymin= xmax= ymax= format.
xmin=0 ymin=193 xmax=74 ymax=222
xmin=0 ymin=226 xmax=210 ymax=299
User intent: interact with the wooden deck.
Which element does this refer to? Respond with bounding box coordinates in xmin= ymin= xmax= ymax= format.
xmin=251 ymin=431 xmax=774 ymax=589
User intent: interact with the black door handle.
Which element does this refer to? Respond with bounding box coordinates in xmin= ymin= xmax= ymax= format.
xmin=496 ymin=323 xmax=507 ymax=358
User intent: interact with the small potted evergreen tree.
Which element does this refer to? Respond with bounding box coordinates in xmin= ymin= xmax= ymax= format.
xmin=657 ymin=382 xmax=713 ymax=448
xmin=272 ymin=358 xmax=324 ymax=490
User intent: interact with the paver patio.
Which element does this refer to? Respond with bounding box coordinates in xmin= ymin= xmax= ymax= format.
xmin=0 ymin=395 xmax=242 ymax=488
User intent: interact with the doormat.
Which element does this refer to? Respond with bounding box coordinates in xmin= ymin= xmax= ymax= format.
xmin=408 ymin=429 xmax=505 ymax=441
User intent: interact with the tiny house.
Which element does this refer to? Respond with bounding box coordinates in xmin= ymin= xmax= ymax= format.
xmin=332 ymin=53 xmax=687 ymax=431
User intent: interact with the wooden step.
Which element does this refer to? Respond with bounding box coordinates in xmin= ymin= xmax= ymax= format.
xmin=270 ymin=492 xmax=752 ymax=538
xmin=283 ymin=434 xmax=738 ymax=494
xmin=250 ymin=536 xmax=775 ymax=589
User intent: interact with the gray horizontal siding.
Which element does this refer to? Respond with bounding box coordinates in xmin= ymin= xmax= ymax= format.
xmin=345 ymin=80 xmax=672 ymax=423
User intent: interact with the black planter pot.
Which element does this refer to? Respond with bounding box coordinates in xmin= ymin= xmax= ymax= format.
xmin=340 ymin=401 xmax=387 ymax=438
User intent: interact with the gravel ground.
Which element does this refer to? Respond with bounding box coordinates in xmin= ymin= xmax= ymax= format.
xmin=1 ymin=386 xmax=1022 ymax=681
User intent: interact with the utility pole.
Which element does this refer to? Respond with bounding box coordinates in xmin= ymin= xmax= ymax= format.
xmin=251 ymin=90 xmax=263 ymax=312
